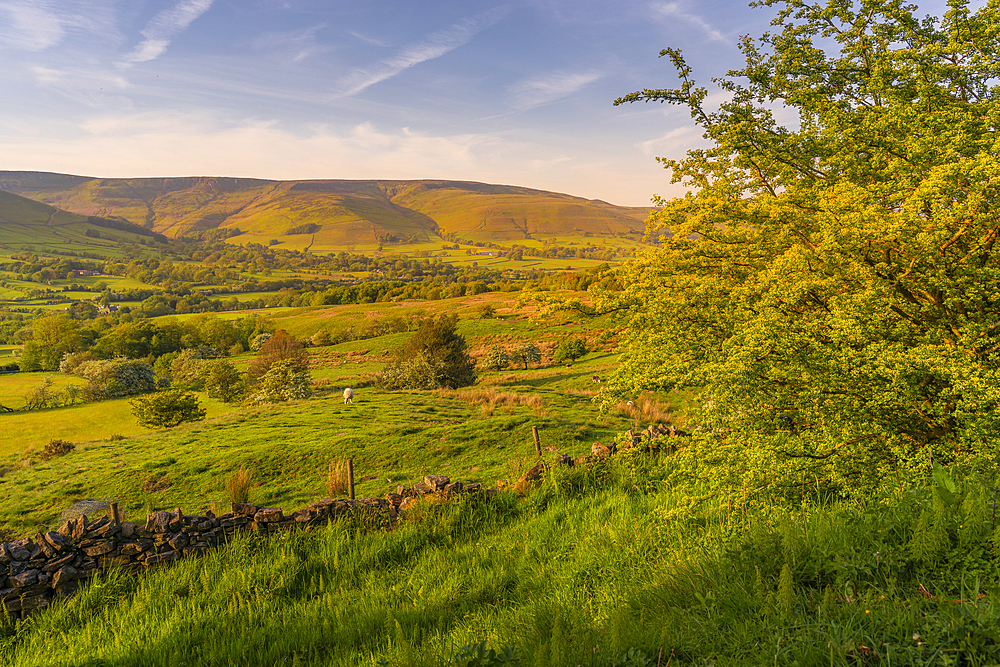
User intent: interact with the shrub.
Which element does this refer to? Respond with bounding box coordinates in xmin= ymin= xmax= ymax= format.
xmin=377 ymin=354 xmax=454 ymax=391
xmin=226 ymin=466 xmax=254 ymax=504
xmin=59 ymin=350 xmax=95 ymax=375
xmin=247 ymin=330 xmax=308 ymax=381
xmin=169 ymin=349 xmax=205 ymax=389
xmin=310 ymin=330 xmax=332 ymax=347
xmin=39 ymin=439 xmax=74 ymax=461
xmin=249 ymin=332 xmax=272 ymax=352
xmin=22 ymin=378 xmax=57 ymax=411
xmin=130 ymin=388 xmax=207 ymax=428
xmin=477 ymin=304 xmax=496 ymax=319
xmin=245 ymin=360 xmax=313 ymax=404
xmin=553 ymin=337 xmax=587 ymax=362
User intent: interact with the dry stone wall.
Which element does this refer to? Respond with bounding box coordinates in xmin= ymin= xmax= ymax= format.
xmin=0 ymin=475 xmax=490 ymax=620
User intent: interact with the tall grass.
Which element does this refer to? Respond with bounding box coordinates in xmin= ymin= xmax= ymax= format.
xmin=435 ymin=387 xmax=546 ymax=417
xmin=324 ymin=459 xmax=350 ymax=497
xmin=612 ymin=393 xmax=674 ymax=428
xmin=226 ymin=466 xmax=254 ymax=505
xmin=7 ymin=456 xmax=1000 ymax=666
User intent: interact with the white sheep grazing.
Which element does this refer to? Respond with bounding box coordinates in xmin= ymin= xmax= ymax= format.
xmin=343 ymin=387 xmax=354 ymax=404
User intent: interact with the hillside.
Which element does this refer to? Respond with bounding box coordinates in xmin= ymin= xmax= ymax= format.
xmin=0 ymin=172 xmax=652 ymax=250
xmin=0 ymin=189 xmax=164 ymax=254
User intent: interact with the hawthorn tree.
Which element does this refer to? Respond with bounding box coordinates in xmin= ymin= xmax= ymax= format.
xmin=604 ymin=0 xmax=1000 ymax=491
xmin=554 ymin=337 xmax=587 ymax=363
xmin=481 ymin=346 xmax=510 ymax=372
xmin=510 ymin=344 xmax=541 ymax=370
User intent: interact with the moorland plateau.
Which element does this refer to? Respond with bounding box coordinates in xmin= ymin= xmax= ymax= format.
xmin=0 ymin=171 xmax=651 ymax=252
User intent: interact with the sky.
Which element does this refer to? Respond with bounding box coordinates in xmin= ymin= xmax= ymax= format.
xmin=0 ymin=0 xmax=953 ymax=207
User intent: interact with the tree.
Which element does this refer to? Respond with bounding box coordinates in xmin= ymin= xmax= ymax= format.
xmin=605 ymin=0 xmax=1000 ymax=492
xmin=200 ymin=359 xmax=245 ymax=403
xmin=378 ymin=314 xmax=476 ymax=389
xmin=480 ymin=346 xmax=510 ymax=372
xmin=20 ymin=315 xmax=84 ymax=371
xmin=130 ymin=388 xmax=207 ymax=428
xmin=510 ymin=344 xmax=541 ymax=370
xmin=169 ymin=348 xmax=205 ymax=389
xmin=553 ymin=337 xmax=587 ymax=363
xmin=247 ymin=329 xmax=308 ymax=381
xmin=76 ymin=359 xmax=159 ymax=400
xmin=245 ymin=360 xmax=313 ymax=404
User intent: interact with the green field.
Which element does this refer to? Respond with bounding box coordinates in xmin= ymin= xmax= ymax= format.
xmin=0 ymin=294 xmax=997 ymax=666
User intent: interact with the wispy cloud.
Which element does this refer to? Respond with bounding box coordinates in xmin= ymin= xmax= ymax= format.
xmin=0 ymin=1 xmax=64 ymax=51
xmin=349 ymin=31 xmax=389 ymax=48
xmin=254 ymin=23 xmax=329 ymax=63
xmin=0 ymin=1 xmax=122 ymax=51
xmin=117 ymin=0 xmax=214 ymax=67
xmin=509 ymin=70 xmax=603 ymax=110
xmin=339 ymin=6 xmax=509 ymax=97
xmin=651 ymin=2 xmax=726 ymax=42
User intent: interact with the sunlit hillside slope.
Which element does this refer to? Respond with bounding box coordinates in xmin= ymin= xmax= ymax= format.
xmin=0 ymin=188 xmax=164 ymax=253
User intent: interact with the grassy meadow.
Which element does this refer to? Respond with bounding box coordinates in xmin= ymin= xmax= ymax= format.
xmin=1 ymin=295 xmax=995 ymax=666
xmin=4 ymin=452 xmax=1000 ymax=666
xmin=0 ymin=294 xmax=628 ymax=536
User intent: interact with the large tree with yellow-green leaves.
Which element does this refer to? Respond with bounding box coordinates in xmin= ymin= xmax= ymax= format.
xmin=604 ymin=0 xmax=1000 ymax=491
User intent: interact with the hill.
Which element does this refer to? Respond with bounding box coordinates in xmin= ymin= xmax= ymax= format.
xmin=0 ymin=188 xmax=165 ymax=254
xmin=0 ymin=172 xmax=652 ymax=251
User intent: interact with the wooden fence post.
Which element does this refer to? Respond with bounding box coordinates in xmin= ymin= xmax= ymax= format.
xmin=110 ymin=502 xmax=121 ymax=526
xmin=532 ymin=426 xmax=541 ymax=457
xmin=348 ymin=458 xmax=356 ymax=500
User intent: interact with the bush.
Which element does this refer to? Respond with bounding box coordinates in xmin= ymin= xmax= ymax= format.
xmin=247 ymin=330 xmax=308 ymax=381
xmin=59 ymin=351 xmax=95 ymax=375
xmin=39 ymin=439 xmax=74 ymax=461
xmin=249 ymin=333 xmax=272 ymax=352
xmin=169 ymin=349 xmax=205 ymax=389
xmin=130 ymin=388 xmax=207 ymax=428
xmin=377 ymin=354 xmax=455 ymax=390
xmin=553 ymin=337 xmax=587 ymax=362
xmin=310 ymin=330 xmax=332 ymax=347
xmin=245 ymin=360 xmax=313 ymax=404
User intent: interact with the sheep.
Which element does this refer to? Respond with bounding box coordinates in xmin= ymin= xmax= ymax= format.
xmin=591 ymin=375 xmax=602 ymax=384
xmin=343 ymin=387 xmax=354 ymax=404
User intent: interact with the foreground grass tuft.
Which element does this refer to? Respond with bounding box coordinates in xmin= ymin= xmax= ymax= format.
xmin=226 ymin=466 xmax=254 ymax=505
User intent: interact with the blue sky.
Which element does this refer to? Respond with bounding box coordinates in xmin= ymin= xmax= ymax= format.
xmin=0 ymin=0 xmax=949 ymax=206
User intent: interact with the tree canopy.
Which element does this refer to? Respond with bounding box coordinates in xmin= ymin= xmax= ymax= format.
xmin=378 ymin=314 xmax=476 ymax=389
xmin=605 ymin=0 xmax=1000 ymax=492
